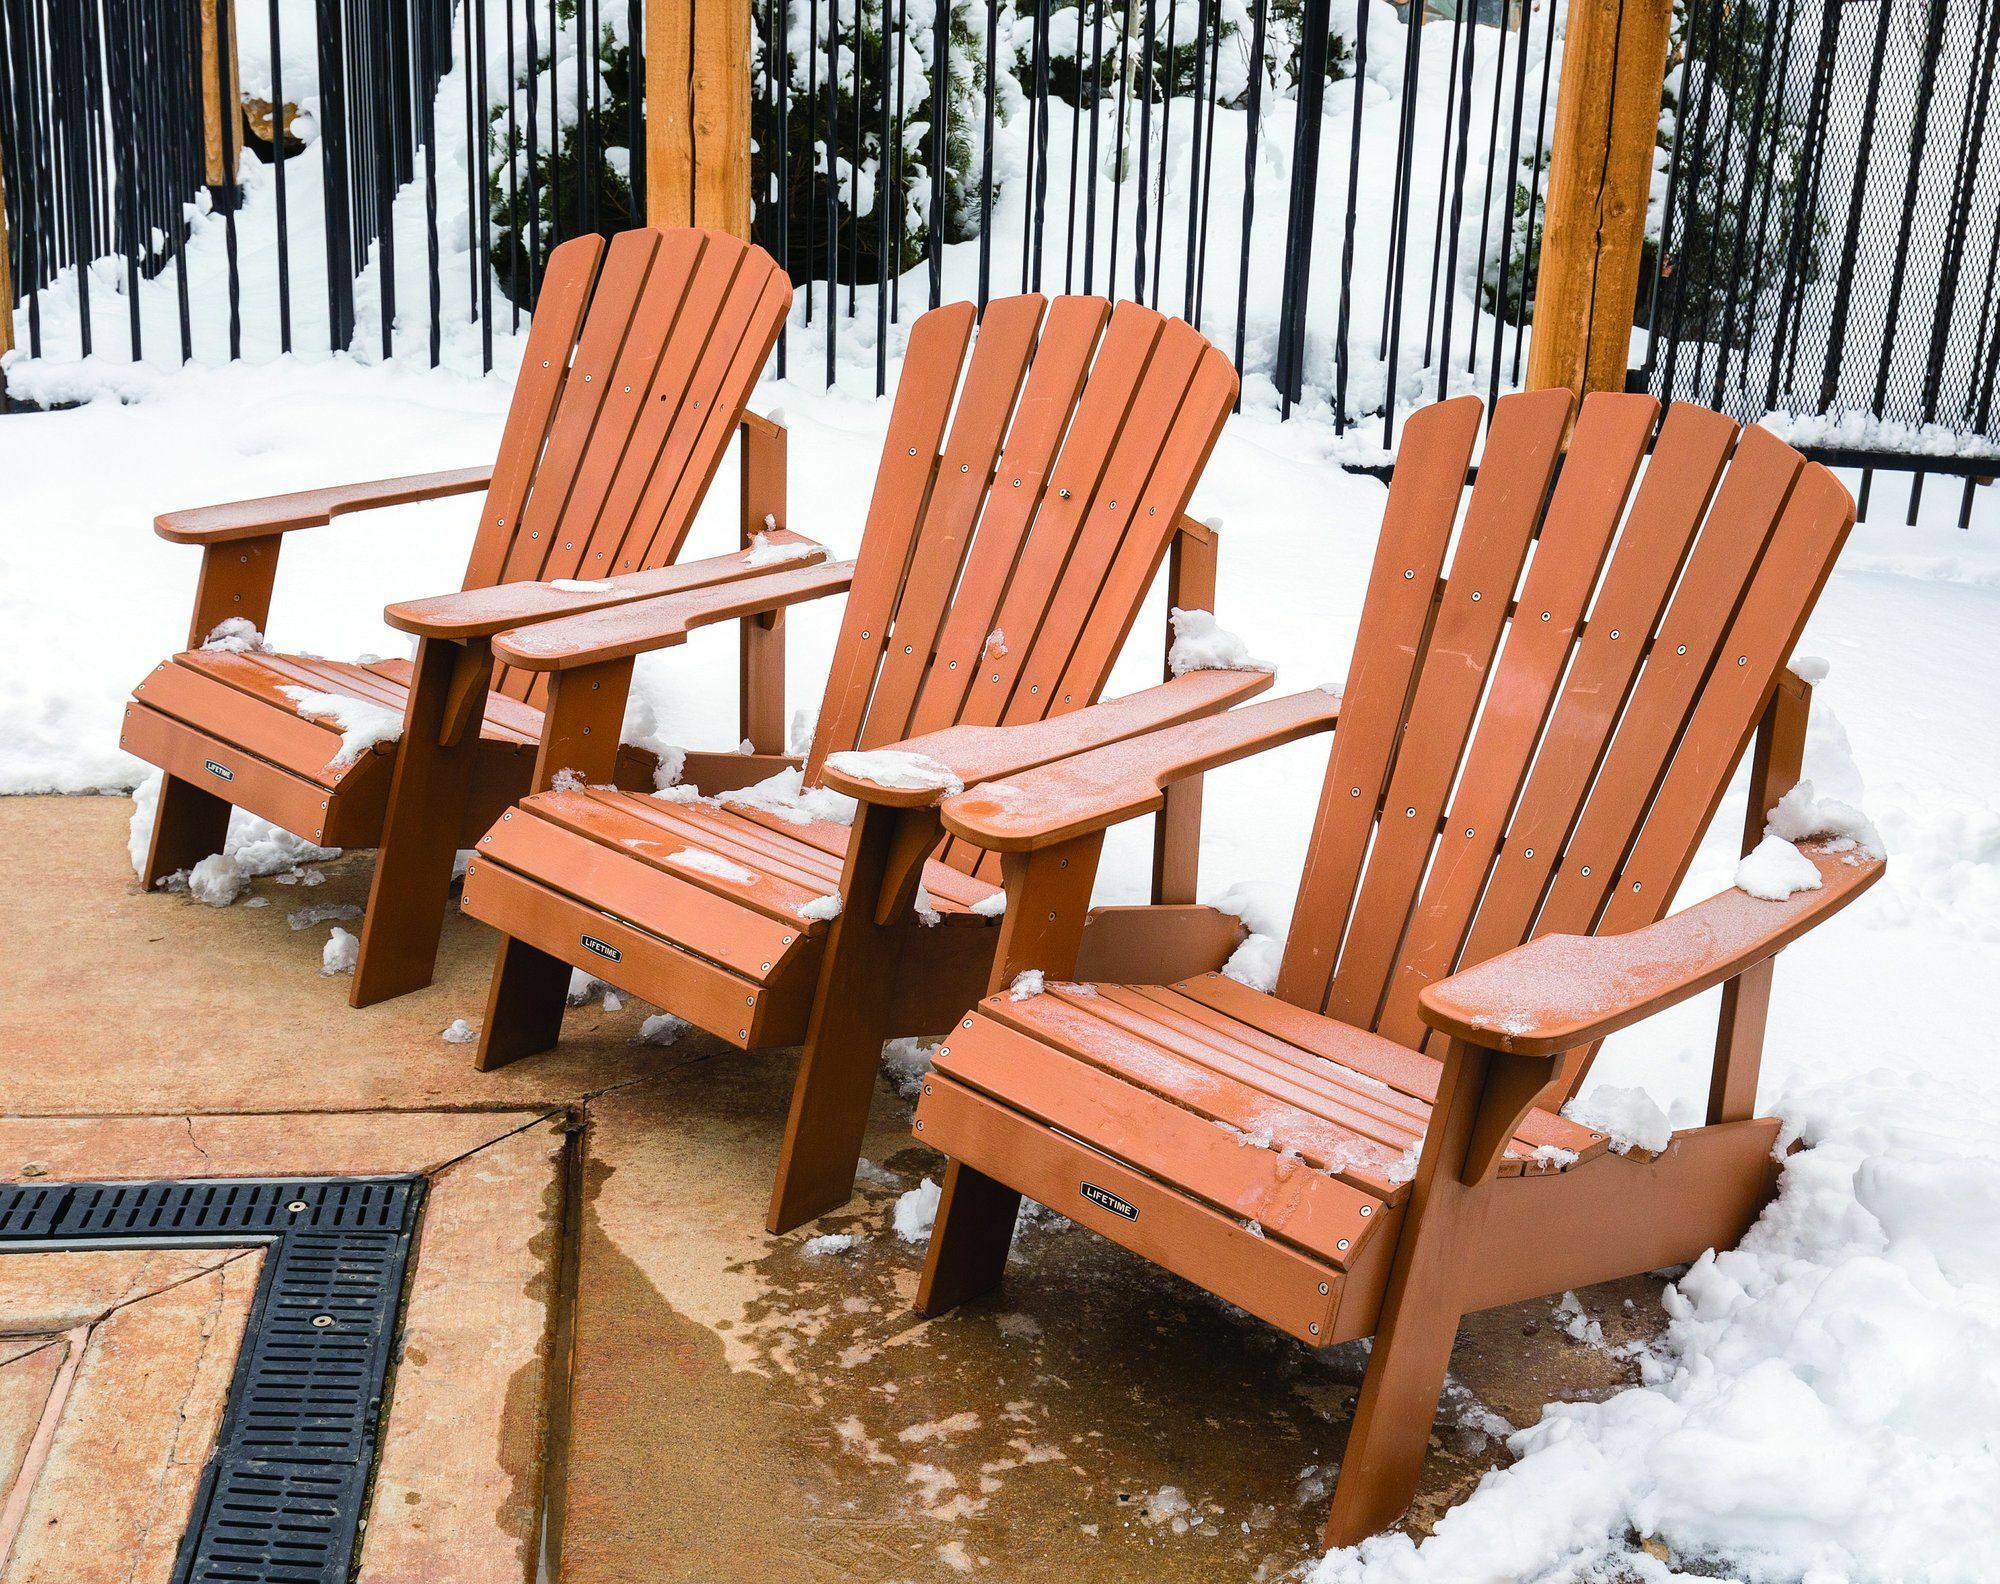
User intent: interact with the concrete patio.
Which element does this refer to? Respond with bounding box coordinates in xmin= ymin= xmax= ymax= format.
xmin=1 ymin=794 xmax=1665 ymax=1582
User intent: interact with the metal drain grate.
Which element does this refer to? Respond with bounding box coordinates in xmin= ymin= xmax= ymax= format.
xmin=0 ymin=1175 xmax=424 ymax=1584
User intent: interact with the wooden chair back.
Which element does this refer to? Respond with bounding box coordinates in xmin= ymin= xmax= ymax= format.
xmin=1274 ymin=391 xmax=1856 ymax=1095
xmin=804 ymin=295 xmax=1239 ymax=876
xmin=459 ymin=227 xmax=791 ymax=703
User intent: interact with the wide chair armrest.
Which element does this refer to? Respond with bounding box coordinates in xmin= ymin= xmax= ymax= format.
xmin=818 ymin=670 xmax=1285 ymax=815
xmin=1419 ymin=840 xmax=1886 ymax=1058
xmin=489 ymin=554 xmax=855 ymax=671
xmin=920 ymin=685 xmax=1341 ymax=849
xmin=155 ymin=465 xmax=495 ymax=543
xmin=385 ymin=533 xmax=842 ymax=643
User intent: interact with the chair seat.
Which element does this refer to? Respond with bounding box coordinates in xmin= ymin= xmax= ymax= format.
xmin=122 ymin=648 xmax=645 ymax=849
xmin=914 ymin=970 xmax=1607 ymax=1340
xmin=462 ymin=787 xmax=1002 ymax=1048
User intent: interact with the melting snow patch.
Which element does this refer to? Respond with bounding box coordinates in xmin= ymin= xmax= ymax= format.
xmin=1008 ymin=969 xmax=1045 ymax=1000
xmin=823 ymin=748 xmax=965 ymax=797
xmin=1385 ymin=1141 xmax=1424 ymax=1186
xmin=716 ymin=766 xmax=856 ymax=826
xmin=441 ymin=1019 xmax=477 ymax=1045
xmin=1765 ymin=779 xmax=1886 ymax=861
xmin=668 ymin=847 xmax=756 ymax=884
xmin=547 ymin=577 xmax=615 ymax=592
xmin=804 ymin=1232 xmax=859 ymax=1256
xmin=186 ymin=852 xmax=247 ymax=907
xmin=1167 ymin=607 xmax=1272 ymax=675
xmin=744 ymin=530 xmax=827 ymax=567
xmin=1221 ymin=931 xmax=1282 ymax=992
xmin=882 ymin=1037 xmax=939 ymax=1101
xmin=913 ymin=883 xmax=942 ymax=926
xmin=321 ymin=926 xmax=358 ymax=976
xmin=893 ymin=1178 xmax=942 ymax=1243
xmin=797 ymin=892 xmax=843 ymax=921
xmin=279 ymin=687 xmax=404 ymax=768
xmin=970 ymin=889 xmax=1007 ymax=917
xmin=1736 ymin=833 xmax=1826 ymax=901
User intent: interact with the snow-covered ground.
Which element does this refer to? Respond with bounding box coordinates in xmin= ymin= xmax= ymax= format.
xmin=2 ymin=342 xmax=1996 ymax=1581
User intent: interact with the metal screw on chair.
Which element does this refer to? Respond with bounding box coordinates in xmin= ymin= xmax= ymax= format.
xmin=1319 ymin=1282 xmax=1330 ymax=1294
xmin=1337 ymin=1239 xmax=1350 ymax=1251
xmin=1359 ymin=1205 xmax=1372 ymax=1216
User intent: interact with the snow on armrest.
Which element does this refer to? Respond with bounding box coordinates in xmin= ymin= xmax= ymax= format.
xmin=1418 ymin=840 xmax=1885 ymax=1058
xmin=933 ymin=686 xmax=1341 ymax=849
xmin=155 ymin=465 xmax=495 ymax=544
xmin=489 ymin=556 xmax=855 ymax=670
xmin=386 ymin=533 xmax=840 ymax=642
xmin=817 ymin=670 xmax=1280 ymax=811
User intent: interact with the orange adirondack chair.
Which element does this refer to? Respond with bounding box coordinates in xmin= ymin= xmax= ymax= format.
xmin=455 ymin=293 xmax=1273 ymax=1230
xmin=831 ymin=390 xmax=1883 ymax=1543
xmin=121 ymin=227 xmax=794 ymax=1005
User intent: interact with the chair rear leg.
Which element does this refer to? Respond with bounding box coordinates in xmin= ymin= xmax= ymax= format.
xmin=766 ymin=971 xmax=897 ymax=1234
xmin=914 ymin=1160 xmax=1020 ymax=1316
xmin=474 ymin=935 xmax=572 ymax=1071
xmin=141 ymin=773 xmax=233 ymax=889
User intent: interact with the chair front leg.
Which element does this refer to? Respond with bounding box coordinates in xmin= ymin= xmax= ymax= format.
xmin=141 ymin=773 xmax=234 ymax=888
xmin=1325 ymin=1036 xmax=1555 ymax=1546
xmin=351 ymin=636 xmax=494 ymax=1007
xmin=768 ymin=801 xmax=940 ymax=1234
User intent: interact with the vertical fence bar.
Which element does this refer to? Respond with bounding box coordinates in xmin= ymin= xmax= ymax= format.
xmin=1230 ymin=0 xmax=1264 ymax=401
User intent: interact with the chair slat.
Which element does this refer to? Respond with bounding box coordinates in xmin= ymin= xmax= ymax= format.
xmin=903 ymin=296 xmax=1112 ymax=738
xmin=1442 ymin=403 xmax=1751 ymax=994
xmin=1274 ymin=396 xmax=1483 ymax=1013
xmin=860 ymin=295 xmax=1051 ymax=749
xmin=1324 ymin=388 xmax=1571 ymax=1029
xmin=806 ymin=302 xmax=978 ymax=773
xmin=1372 ymin=393 xmax=1658 ymax=1046
xmin=461 ymin=234 xmax=607 ymax=591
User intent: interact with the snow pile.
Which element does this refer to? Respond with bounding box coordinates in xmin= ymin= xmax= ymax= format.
xmin=715 ymin=766 xmax=857 ymax=826
xmin=1312 ymin=1065 xmax=2000 ymax=1584
xmin=320 ymin=926 xmax=358 ymax=975
xmin=970 ymin=889 xmax=1007 ymax=918
xmin=1736 ymin=833 xmax=1827 ymax=901
xmin=668 ymin=848 xmax=757 ymax=885
xmin=1562 ymin=1085 xmax=1674 ymax=1157
xmin=744 ymin=531 xmax=828 ymax=568
xmin=796 ymin=892 xmax=843 ymax=922
xmin=200 ymin=618 xmax=273 ymax=654
xmin=1166 ymin=607 xmax=1272 ymax=677
xmin=1007 ymin=970 xmax=1044 ymax=1000
xmin=278 ymin=687 xmax=405 ymax=768
xmin=804 ymin=1232 xmax=860 ymax=1256
xmin=822 ymin=749 xmax=965 ymax=797
xmin=440 ymin=1019 xmax=477 ymax=1044
xmin=893 ymin=1178 xmax=943 ymax=1243
xmin=186 ymin=853 xmax=249 ymax=906
xmin=633 ymin=1012 xmax=689 ymax=1047
xmin=882 ymin=1037 xmax=939 ymax=1101
xmin=1210 ymin=879 xmax=1291 ymax=994
xmin=128 ymin=770 xmax=339 ymax=890
xmin=547 ymin=577 xmax=616 ymax=592
xmin=912 ymin=883 xmax=942 ymax=926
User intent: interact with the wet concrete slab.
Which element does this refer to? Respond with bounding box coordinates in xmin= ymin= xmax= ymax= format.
xmin=2 ymin=795 xmax=1671 ymax=1581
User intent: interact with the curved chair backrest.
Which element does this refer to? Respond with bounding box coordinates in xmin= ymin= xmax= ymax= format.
xmin=461 ymin=227 xmax=792 ymax=702
xmin=804 ymin=293 xmax=1239 ymax=878
xmin=1275 ymin=390 xmax=1855 ymax=1086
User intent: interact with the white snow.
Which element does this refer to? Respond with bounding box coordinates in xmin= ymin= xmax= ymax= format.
xmin=633 ymin=1012 xmax=689 ymax=1047
xmin=912 ymin=883 xmax=942 ymax=927
xmin=714 ymin=766 xmax=857 ymax=826
xmin=822 ymin=749 xmax=966 ymax=798
xmin=796 ymin=892 xmax=844 ymax=922
xmin=200 ymin=617 xmax=273 ymax=654
xmin=440 ymin=1019 xmax=477 ymax=1045
xmin=320 ymin=926 xmax=358 ymax=976
xmin=1007 ymin=970 xmax=1045 ymax=1001
xmin=1562 ymin=1085 xmax=1674 ymax=1158
xmin=743 ymin=531 xmax=828 ymax=567
xmin=969 ymin=889 xmax=1007 ymax=918
xmin=893 ymin=1178 xmax=943 ymax=1244
xmin=128 ymin=770 xmax=338 ymax=889
xmin=1735 ymin=833 xmax=1826 ymax=902
xmin=882 ymin=1037 xmax=939 ymax=1102
xmin=547 ymin=577 xmax=616 ymax=592
xmin=278 ymin=687 xmax=405 ymax=768
xmin=1765 ymin=779 xmax=1886 ymax=862
xmin=804 ymin=1232 xmax=860 ymax=1256
xmin=667 ymin=848 xmax=757 ymax=885
xmin=1166 ymin=607 xmax=1273 ymax=677
xmin=186 ymin=852 xmax=248 ymax=907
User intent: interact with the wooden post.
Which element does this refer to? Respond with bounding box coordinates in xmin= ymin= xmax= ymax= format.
xmin=1 ymin=123 xmax=14 ymax=361
xmin=1524 ymin=0 xmax=1673 ymax=403
xmin=645 ymin=0 xmax=751 ymax=236
xmin=200 ymin=0 xmax=244 ymax=191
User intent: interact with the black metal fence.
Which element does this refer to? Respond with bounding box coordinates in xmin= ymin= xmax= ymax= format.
xmin=1642 ymin=0 xmax=2000 ymax=524
xmin=0 ymin=0 xmax=643 ymax=373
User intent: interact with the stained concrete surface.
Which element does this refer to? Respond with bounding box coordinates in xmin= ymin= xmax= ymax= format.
xmin=1 ymin=795 xmax=1667 ymax=1581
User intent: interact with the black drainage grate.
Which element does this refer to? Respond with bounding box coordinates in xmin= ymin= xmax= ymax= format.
xmin=0 ymin=1175 xmax=425 ymax=1584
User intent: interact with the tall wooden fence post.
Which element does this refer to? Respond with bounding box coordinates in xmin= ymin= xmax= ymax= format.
xmin=1 ymin=124 xmax=14 ymax=362
xmin=200 ymin=0 xmax=243 ymax=198
xmin=1525 ymin=0 xmax=1673 ymax=404
xmin=646 ymin=0 xmax=751 ymax=237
